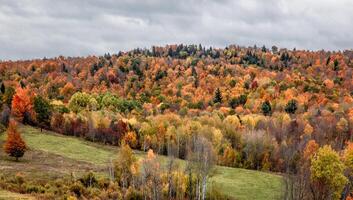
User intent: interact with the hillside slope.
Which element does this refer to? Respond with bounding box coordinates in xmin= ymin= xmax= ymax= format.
xmin=0 ymin=125 xmax=284 ymax=200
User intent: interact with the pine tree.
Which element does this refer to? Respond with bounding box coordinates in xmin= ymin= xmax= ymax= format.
xmin=3 ymin=120 xmax=27 ymax=161
xmin=0 ymin=83 xmax=5 ymax=94
xmin=213 ymin=88 xmax=222 ymax=104
xmin=34 ymin=95 xmax=52 ymax=131
xmin=285 ymin=99 xmax=298 ymax=114
xmin=261 ymin=101 xmax=272 ymax=116
xmin=333 ymin=59 xmax=339 ymax=71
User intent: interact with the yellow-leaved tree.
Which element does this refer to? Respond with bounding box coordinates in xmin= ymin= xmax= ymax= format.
xmin=310 ymin=145 xmax=347 ymax=200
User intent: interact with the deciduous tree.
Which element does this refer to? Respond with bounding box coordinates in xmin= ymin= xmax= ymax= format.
xmin=11 ymin=87 xmax=34 ymax=123
xmin=114 ymin=143 xmax=138 ymax=189
xmin=310 ymin=145 xmax=347 ymax=200
xmin=3 ymin=120 xmax=27 ymax=161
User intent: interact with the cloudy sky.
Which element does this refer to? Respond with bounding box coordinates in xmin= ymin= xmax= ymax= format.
xmin=1 ymin=0 xmax=353 ymax=60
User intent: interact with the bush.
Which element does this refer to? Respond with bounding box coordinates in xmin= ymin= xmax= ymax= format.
xmin=15 ymin=173 xmax=25 ymax=185
xmin=25 ymin=184 xmax=46 ymax=194
xmin=70 ymin=182 xmax=85 ymax=197
xmin=79 ymin=171 xmax=98 ymax=188
xmin=125 ymin=187 xmax=144 ymax=200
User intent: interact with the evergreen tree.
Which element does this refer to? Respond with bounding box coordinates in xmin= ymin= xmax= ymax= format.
xmin=34 ymin=95 xmax=52 ymax=131
xmin=19 ymin=80 xmax=25 ymax=88
xmin=213 ymin=88 xmax=222 ymax=104
xmin=0 ymin=83 xmax=5 ymax=94
xmin=285 ymin=99 xmax=298 ymax=114
xmin=333 ymin=59 xmax=339 ymax=71
xmin=261 ymin=101 xmax=272 ymax=116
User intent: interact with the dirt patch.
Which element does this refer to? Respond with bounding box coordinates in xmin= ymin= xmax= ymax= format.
xmin=0 ymin=148 xmax=108 ymax=181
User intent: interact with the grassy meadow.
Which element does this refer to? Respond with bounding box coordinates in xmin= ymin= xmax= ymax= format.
xmin=0 ymin=125 xmax=284 ymax=200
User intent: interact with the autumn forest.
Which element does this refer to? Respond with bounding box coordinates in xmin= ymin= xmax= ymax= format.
xmin=0 ymin=44 xmax=353 ymax=200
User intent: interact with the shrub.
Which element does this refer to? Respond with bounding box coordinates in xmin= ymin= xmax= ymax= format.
xmin=125 ymin=186 xmax=144 ymax=200
xmin=70 ymin=182 xmax=84 ymax=197
xmin=79 ymin=171 xmax=98 ymax=188
xmin=25 ymin=184 xmax=46 ymax=194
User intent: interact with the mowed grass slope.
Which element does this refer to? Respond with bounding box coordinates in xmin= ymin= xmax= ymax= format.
xmin=0 ymin=125 xmax=284 ymax=200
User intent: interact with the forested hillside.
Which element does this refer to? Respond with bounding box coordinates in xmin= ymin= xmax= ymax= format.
xmin=0 ymin=44 xmax=352 ymax=199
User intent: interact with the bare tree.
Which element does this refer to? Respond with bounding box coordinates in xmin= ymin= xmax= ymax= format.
xmin=187 ymin=135 xmax=216 ymax=200
xmin=166 ymin=139 xmax=179 ymax=199
xmin=141 ymin=149 xmax=162 ymax=200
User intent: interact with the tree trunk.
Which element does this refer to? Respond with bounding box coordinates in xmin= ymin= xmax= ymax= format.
xmin=197 ymin=178 xmax=201 ymax=200
xmin=201 ymin=176 xmax=207 ymax=200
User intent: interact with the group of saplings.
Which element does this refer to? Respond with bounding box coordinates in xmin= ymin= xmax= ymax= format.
xmin=0 ymin=128 xmax=230 ymax=200
xmin=110 ymin=138 xmax=230 ymax=200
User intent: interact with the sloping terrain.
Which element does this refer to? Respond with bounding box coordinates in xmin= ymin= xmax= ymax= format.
xmin=0 ymin=125 xmax=284 ymax=200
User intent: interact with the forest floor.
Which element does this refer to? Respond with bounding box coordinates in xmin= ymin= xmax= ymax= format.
xmin=0 ymin=125 xmax=284 ymax=200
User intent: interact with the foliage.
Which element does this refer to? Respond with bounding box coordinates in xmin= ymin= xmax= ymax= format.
xmin=285 ymin=99 xmax=297 ymax=114
xmin=261 ymin=101 xmax=272 ymax=116
xmin=2 ymin=86 xmax=15 ymax=106
xmin=11 ymin=88 xmax=34 ymax=123
xmin=213 ymin=88 xmax=222 ymax=104
xmin=114 ymin=143 xmax=138 ymax=188
xmin=34 ymin=96 xmax=52 ymax=128
xmin=68 ymin=92 xmax=96 ymax=113
xmin=229 ymin=95 xmax=247 ymax=109
xmin=1 ymin=44 xmax=353 ymax=199
xmin=3 ymin=120 xmax=27 ymax=161
xmin=310 ymin=145 xmax=347 ymax=200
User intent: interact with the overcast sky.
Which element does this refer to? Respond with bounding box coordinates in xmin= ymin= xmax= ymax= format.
xmin=1 ymin=0 xmax=353 ymax=60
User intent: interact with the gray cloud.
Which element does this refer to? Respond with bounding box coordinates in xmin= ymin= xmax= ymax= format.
xmin=0 ymin=0 xmax=352 ymax=60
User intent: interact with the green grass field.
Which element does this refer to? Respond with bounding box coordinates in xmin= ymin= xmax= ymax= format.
xmin=0 ymin=125 xmax=284 ymax=200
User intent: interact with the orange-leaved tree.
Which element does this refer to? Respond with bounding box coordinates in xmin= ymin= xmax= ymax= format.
xmin=11 ymin=87 xmax=34 ymax=123
xmin=3 ymin=120 xmax=27 ymax=161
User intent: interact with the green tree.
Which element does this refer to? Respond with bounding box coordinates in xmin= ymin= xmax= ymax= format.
xmin=285 ymin=99 xmax=297 ymax=114
xmin=2 ymin=87 xmax=15 ymax=106
xmin=34 ymin=96 xmax=52 ymax=131
xmin=68 ymin=92 xmax=96 ymax=113
xmin=261 ymin=101 xmax=272 ymax=116
xmin=229 ymin=95 xmax=247 ymax=109
xmin=310 ymin=145 xmax=347 ymax=200
xmin=333 ymin=59 xmax=339 ymax=71
xmin=0 ymin=83 xmax=5 ymax=94
xmin=229 ymin=79 xmax=236 ymax=88
xmin=213 ymin=88 xmax=222 ymax=104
